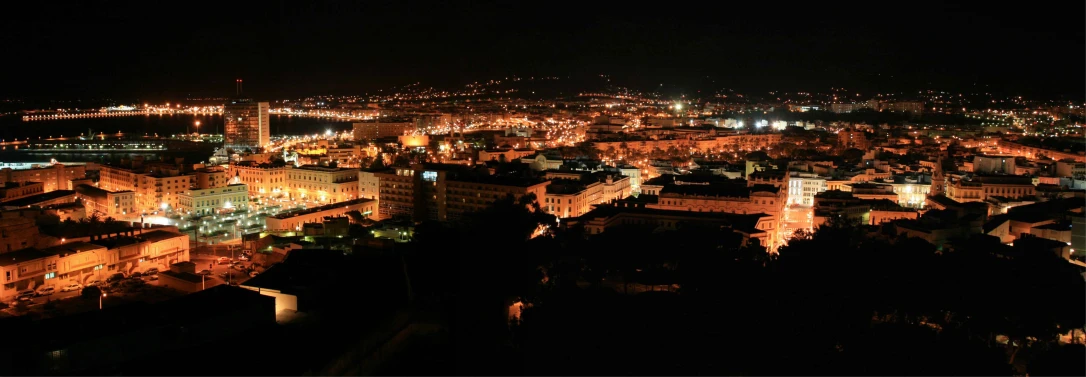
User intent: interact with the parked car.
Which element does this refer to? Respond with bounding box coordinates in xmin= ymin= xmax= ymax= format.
xmin=238 ymin=254 xmax=250 ymax=261
xmin=129 ymin=271 xmax=143 ymax=279
xmin=197 ymin=269 xmax=212 ymax=276
xmin=86 ymin=280 xmax=101 ymax=287
xmin=60 ymin=283 xmax=82 ymax=292
xmin=217 ymin=257 xmax=232 ymax=264
xmin=233 ymin=264 xmax=247 ymax=271
xmin=15 ymin=289 xmax=35 ymax=300
xmin=35 ymin=286 xmax=55 ymax=296
xmin=248 ymin=271 xmax=258 ymax=277
xmin=147 ymin=274 xmax=159 ymax=281
xmin=144 ymin=267 xmax=159 ymax=275
xmin=106 ymin=273 xmax=125 ymax=283
xmin=218 ymin=271 xmax=232 ymax=280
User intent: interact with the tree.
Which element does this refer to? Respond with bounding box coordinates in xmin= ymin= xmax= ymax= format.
xmin=840 ymin=148 xmax=865 ymax=164
xmin=81 ymin=285 xmax=102 ymax=300
xmin=368 ymin=156 xmax=387 ymax=170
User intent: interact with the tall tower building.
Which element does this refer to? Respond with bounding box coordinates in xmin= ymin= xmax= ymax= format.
xmin=223 ymin=99 xmax=270 ymax=152
xmin=930 ymin=156 xmax=946 ymax=196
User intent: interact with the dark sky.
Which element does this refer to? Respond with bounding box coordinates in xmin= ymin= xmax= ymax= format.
xmin=1 ymin=0 xmax=1082 ymax=100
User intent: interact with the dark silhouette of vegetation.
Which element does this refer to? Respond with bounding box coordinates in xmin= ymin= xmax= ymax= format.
xmin=39 ymin=212 xmax=129 ymax=238
xmin=395 ymin=195 xmax=1084 ymax=375
xmin=80 ymin=286 xmax=102 ymax=300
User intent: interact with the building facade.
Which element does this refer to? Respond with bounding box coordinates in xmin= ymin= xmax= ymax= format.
xmin=223 ymin=99 xmax=271 ymax=152
xmin=232 ymin=160 xmax=290 ymax=197
xmin=0 ymin=182 xmax=44 ymax=202
xmin=369 ymin=164 xmax=549 ymax=222
xmin=352 ymin=121 xmax=415 ymax=141
xmin=0 ymin=230 xmax=189 ymax=300
xmin=74 ymin=184 xmax=136 ymax=218
xmin=177 ymin=184 xmax=250 ymax=216
xmin=264 ymin=198 xmax=376 ymax=231
xmin=0 ymin=163 xmax=87 ymax=193
xmin=285 ymin=165 xmax=359 ymax=204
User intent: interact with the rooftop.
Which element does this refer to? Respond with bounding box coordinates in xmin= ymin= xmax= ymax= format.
xmin=270 ymin=198 xmax=375 ymax=220
xmin=0 ymin=190 xmax=76 ymax=207
xmin=581 ymin=205 xmax=768 ymax=233
xmin=139 ymin=229 xmax=186 ymax=243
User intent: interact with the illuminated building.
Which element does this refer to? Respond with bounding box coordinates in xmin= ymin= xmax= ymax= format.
xmin=837 ymin=129 xmax=869 ymax=150
xmin=0 ymin=230 xmax=190 ymax=301
xmin=367 ymin=164 xmax=549 ymax=222
xmin=352 ymin=120 xmax=415 ymax=141
xmin=972 ymin=155 xmax=1016 ymax=174
xmin=177 ymin=184 xmax=250 ymax=216
xmin=637 ymin=174 xmax=784 ymax=251
xmin=0 ymin=163 xmax=87 ymax=193
xmin=542 ymin=171 xmax=631 ymax=218
xmin=0 ymin=182 xmax=44 ymax=203
xmin=232 ymin=160 xmax=290 ymax=197
xmin=787 ymin=173 xmax=827 ymax=206
xmin=264 ymin=198 xmax=376 ymax=231
xmin=843 ymin=183 xmax=898 ymax=202
xmin=98 ymin=164 xmax=194 ymax=214
xmin=223 ymin=99 xmax=271 ymax=152
xmin=945 ymin=175 xmax=1036 ymax=203
xmin=285 ymin=165 xmax=359 ymax=204
xmin=75 ymin=184 xmax=136 ymax=217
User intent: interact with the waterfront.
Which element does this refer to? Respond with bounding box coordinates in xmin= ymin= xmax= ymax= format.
xmin=0 ymin=114 xmax=353 ymax=163
xmin=0 ymin=113 xmax=352 ymax=141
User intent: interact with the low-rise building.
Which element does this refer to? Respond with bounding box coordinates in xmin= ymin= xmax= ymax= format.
xmin=264 ymin=198 xmax=376 ymax=232
xmin=75 ymin=184 xmax=135 ymax=218
xmin=177 ymin=184 xmax=250 ymax=216
xmin=367 ymin=164 xmax=549 ymax=222
xmin=575 ymin=204 xmax=776 ymax=250
xmin=285 ymin=165 xmax=359 ymax=204
xmin=0 ymin=163 xmax=86 ymax=193
xmin=231 ymin=160 xmax=290 ymax=198
xmin=0 ymin=229 xmax=189 ymax=300
xmin=0 ymin=182 xmax=44 ymax=202
xmin=543 ymin=171 xmax=631 ymax=218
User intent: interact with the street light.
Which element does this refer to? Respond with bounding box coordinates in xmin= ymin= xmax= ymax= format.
xmin=99 ymin=292 xmax=106 ymax=310
xmin=194 ymin=120 xmax=200 ymax=135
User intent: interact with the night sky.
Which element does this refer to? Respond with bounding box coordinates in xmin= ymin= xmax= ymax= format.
xmin=1 ymin=0 xmax=1082 ymax=100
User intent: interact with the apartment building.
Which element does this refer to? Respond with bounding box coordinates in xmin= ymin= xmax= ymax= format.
xmin=0 ymin=229 xmax=189 ymax=300
xmin=285 ymin=165 xmax=359 ymax=204
xmin=787 ymin=173 xmax=827 ymax=207
xmin=74 ymin=184 xmax=136 ymax=218
xmin=367 ymin=164 xmax=549 ymax=222
xmin=0 ymin=182 xmax=44 ymax=203
xmin=98 ymin=164 xmax=194 ymax=214
xmin=946 ymin=175 xmax=1036 ymax=203
xmin=0 ymin=163 xmax=87 ymax=193
xmin=542 ymin=171 xmax=631 ymax=218
xmin=637 ymin=174 xmax=784 ymax=251
xmin=231 ymin=160 xmax=290 ymax=197
xmin=352 ymin=121 xmax=415 ymax=141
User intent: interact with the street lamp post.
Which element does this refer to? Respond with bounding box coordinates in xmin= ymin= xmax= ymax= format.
xmin=194 ymin=120 xmax=200 ymax=135
xmin=99 ymin=293 xmax=106 ymax=310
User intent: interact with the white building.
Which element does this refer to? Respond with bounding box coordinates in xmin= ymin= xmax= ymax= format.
xmin=177 ymin=184 xmax=250 ymax=216
xmin=788 ymin=173 xmax=827 ymax=207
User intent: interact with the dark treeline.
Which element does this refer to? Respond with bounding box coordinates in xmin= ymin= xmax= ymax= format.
xmin=401 ymin=195 xmax=1085 ymax=376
